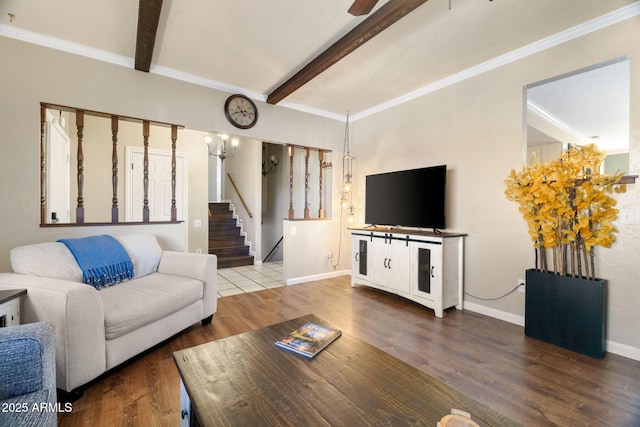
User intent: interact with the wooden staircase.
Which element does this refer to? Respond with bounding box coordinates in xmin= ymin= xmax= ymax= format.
xmin=209 ymin=202 xmax=254 ymax=269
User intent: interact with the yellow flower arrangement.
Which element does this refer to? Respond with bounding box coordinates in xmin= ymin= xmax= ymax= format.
xmin=505 ymin=144 xmax=626 ymax=279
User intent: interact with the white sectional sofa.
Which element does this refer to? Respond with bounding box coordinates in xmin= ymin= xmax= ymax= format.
xmin=0 ymin=234 xmax=217 ymax=396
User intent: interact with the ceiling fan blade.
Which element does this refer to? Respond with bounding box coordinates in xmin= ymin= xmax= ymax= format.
xmin=348 ymin=0 xmax=379 ymax=16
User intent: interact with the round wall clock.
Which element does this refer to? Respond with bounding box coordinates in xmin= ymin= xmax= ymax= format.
xmin=224 ymin=94 xmax=258 ymax=129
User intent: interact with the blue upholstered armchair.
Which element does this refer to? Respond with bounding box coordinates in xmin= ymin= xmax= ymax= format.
xmin=0 ymin=322 xmax=57 ymax=427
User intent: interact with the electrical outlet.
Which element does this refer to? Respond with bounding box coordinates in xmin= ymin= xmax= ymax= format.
xmin=195 ymin=249 xmax=202 ymax=254
xmin=618 ymin=208 xmax=635 ymax=224
xmin=517 ymin=279 xmax=526 ymax=293
xmin=326 ymin=252 xmax=332 ymax=260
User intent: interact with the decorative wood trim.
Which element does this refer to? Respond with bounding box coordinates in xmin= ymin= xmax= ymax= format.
xmin=111 ymin=115 xmax=119 ymax=223
xmin=135 ymin=0 xmax=164 ymax=72
xmin=285 ymin=146 xmax=334 ymax=221
xmin=304 ymin=147 xmax=310 ymax=219
xmin=142 ymin=120 xmax=150 ymax=222
xmin=171 ymin=125 xmax=178 ymax=221
xmin=41 ymin=103 xmax=183 ymax=129
xmin=41 ymin=221 xmax=182 ymax=227
xmin=75 ymin=110 xmax=85 ymax=224
xmin=267 ymin=0 xmax=428 ymax=104
xmin=40 ymin=105 xmax=46 ymax=225
xmin=288 ymin=146 xmax=295 ymax=220
xmin=318 ymin=150 xmax=325 ymax=219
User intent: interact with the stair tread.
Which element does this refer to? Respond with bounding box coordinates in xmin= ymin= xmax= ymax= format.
xmin=210 ymin=243 xmax=247 ymax=247
xmin=209 ymin=244 xmax=248 ymax=250
xmin=209 ymin=237 xmax=241 ymax=240
xmin=210 ymin=244 xmax=246 ymax=249
xmin=217 ymin=256 xmax=254 ymax=260
xmin=208 ymin=203 xmax=252 ymax=268
xmin=210 ymin=247 xmax=250 ymax=256
xmin=215 ymin=255 xmax=254 ymax=269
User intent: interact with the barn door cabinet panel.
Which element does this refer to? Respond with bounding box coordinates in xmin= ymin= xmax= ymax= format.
xmin=350 ymin=228 xmax=465 ymax=318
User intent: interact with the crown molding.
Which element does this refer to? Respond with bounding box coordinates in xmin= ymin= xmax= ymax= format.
xmin=149 ymin=64 xmax=267 ymax=103
xmin=527 ymin=100 xmax=586 ymax=142
xmin=0 ymin=23 xmax=133 ymax=68
xmin=276 ymin=101 xmax=347 ymax=122
xmin=351 ymin=1 xmax=640 ymax=121
xmin=2 ymin=1 xmax=639 ymax=123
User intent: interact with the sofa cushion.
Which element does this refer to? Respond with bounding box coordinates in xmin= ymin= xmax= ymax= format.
xmin=114 ymin=234 xmax=162 ymax=278
xmin=100 ymin=273 xmax=203 ymax=340
xmin=10 ymin=235 xmax=162 ymax=283
xmin=10 ymin=242 xmax=83 ymax=282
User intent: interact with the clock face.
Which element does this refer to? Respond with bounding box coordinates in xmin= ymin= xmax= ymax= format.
xmin=224 ymin=95 xmax=258 ymax=129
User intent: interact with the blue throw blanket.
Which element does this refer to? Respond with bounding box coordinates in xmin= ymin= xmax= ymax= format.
xmin=58 ymin=235 xmax=134 ymax=289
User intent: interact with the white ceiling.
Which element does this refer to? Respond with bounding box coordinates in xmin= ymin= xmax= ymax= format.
xmin=0 ymin=0 xmax=637 ymax=121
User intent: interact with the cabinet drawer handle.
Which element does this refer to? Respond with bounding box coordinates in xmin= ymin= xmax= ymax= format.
xmin=431 ymin=266 xmax=435 ymax=278
xmin=388 ymin=258 xmax=391 ymax=269
xmin=355 ymin=253 xmax=359 ymax=262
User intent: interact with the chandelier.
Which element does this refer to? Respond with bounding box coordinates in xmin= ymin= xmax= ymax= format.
xmin=204 ymin=133 xmax=239 ymax=161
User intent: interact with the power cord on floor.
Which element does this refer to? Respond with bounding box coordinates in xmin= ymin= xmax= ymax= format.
xmin=464 ymin=284 xmax=523 ymax=301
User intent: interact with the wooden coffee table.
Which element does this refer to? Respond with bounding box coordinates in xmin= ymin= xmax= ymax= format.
xmin=174 ymin=314 xmax=518 ymax=427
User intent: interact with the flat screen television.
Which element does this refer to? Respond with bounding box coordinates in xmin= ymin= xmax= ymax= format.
xmin=365 ymin=165 xmax=446 ymax=231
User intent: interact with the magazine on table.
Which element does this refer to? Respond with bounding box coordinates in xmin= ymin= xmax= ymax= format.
xmin=275 ymin=322 xmax=342 ymax=358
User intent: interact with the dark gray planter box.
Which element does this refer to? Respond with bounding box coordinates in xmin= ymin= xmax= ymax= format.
xmin=525 ymin=269 xmax=607 ymax=359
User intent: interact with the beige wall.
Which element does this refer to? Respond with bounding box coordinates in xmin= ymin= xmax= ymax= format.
xmin=224 ymin=137 xmax=262 ymax=259
xmin=352 ymin=17 xmax=640 ymax=353
xmin=0 ymin=37 xmax=346 ymax=275
xmin=283 ymin=219 xmax=349 ymax=284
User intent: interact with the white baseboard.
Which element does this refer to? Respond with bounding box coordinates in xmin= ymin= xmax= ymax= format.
xmin=463 ymin=300 xmax=640 ymax=361
xmin=463 ymin=301 xmax=525 ymax=326
xmin=286 ymin=270 xmax=350 ymax=286
xmin=605 ymin=341 xmax=640 ymax=361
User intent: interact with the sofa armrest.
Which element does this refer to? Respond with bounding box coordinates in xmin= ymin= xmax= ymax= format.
xmin=157 ymin=252 xmax=217 ymax=318
xmin=0 ymin=273 xmax=106 ymax=392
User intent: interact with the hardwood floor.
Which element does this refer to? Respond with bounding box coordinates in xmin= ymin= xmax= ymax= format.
xmin=58 ymin=276 xmax=640 ymax=426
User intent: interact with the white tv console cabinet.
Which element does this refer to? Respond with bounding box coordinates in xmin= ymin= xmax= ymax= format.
xmin=350 ymin=227 xmax=465 ymax=318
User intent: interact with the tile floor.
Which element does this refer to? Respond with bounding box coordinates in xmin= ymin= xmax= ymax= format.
xmin=216 ymin=261 xmax=285 ymax=297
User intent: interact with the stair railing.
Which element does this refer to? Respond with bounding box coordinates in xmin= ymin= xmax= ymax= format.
xmin=40 ymin=103 xmax=182 ymax=225
xmin=263 ymin=236 xmax=283 ymax=263
xmin=226 ymin=173 xmax=253 ymax=218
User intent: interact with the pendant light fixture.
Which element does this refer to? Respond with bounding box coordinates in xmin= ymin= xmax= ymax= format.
xmin=341 ymin=113 xmax=355 ymax=224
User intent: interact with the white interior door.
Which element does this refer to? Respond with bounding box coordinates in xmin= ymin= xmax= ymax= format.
xmin=126 ymin=147 xmax=187 ymax=221
xmin=45 ymin=111 xmax=71 ymax=223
